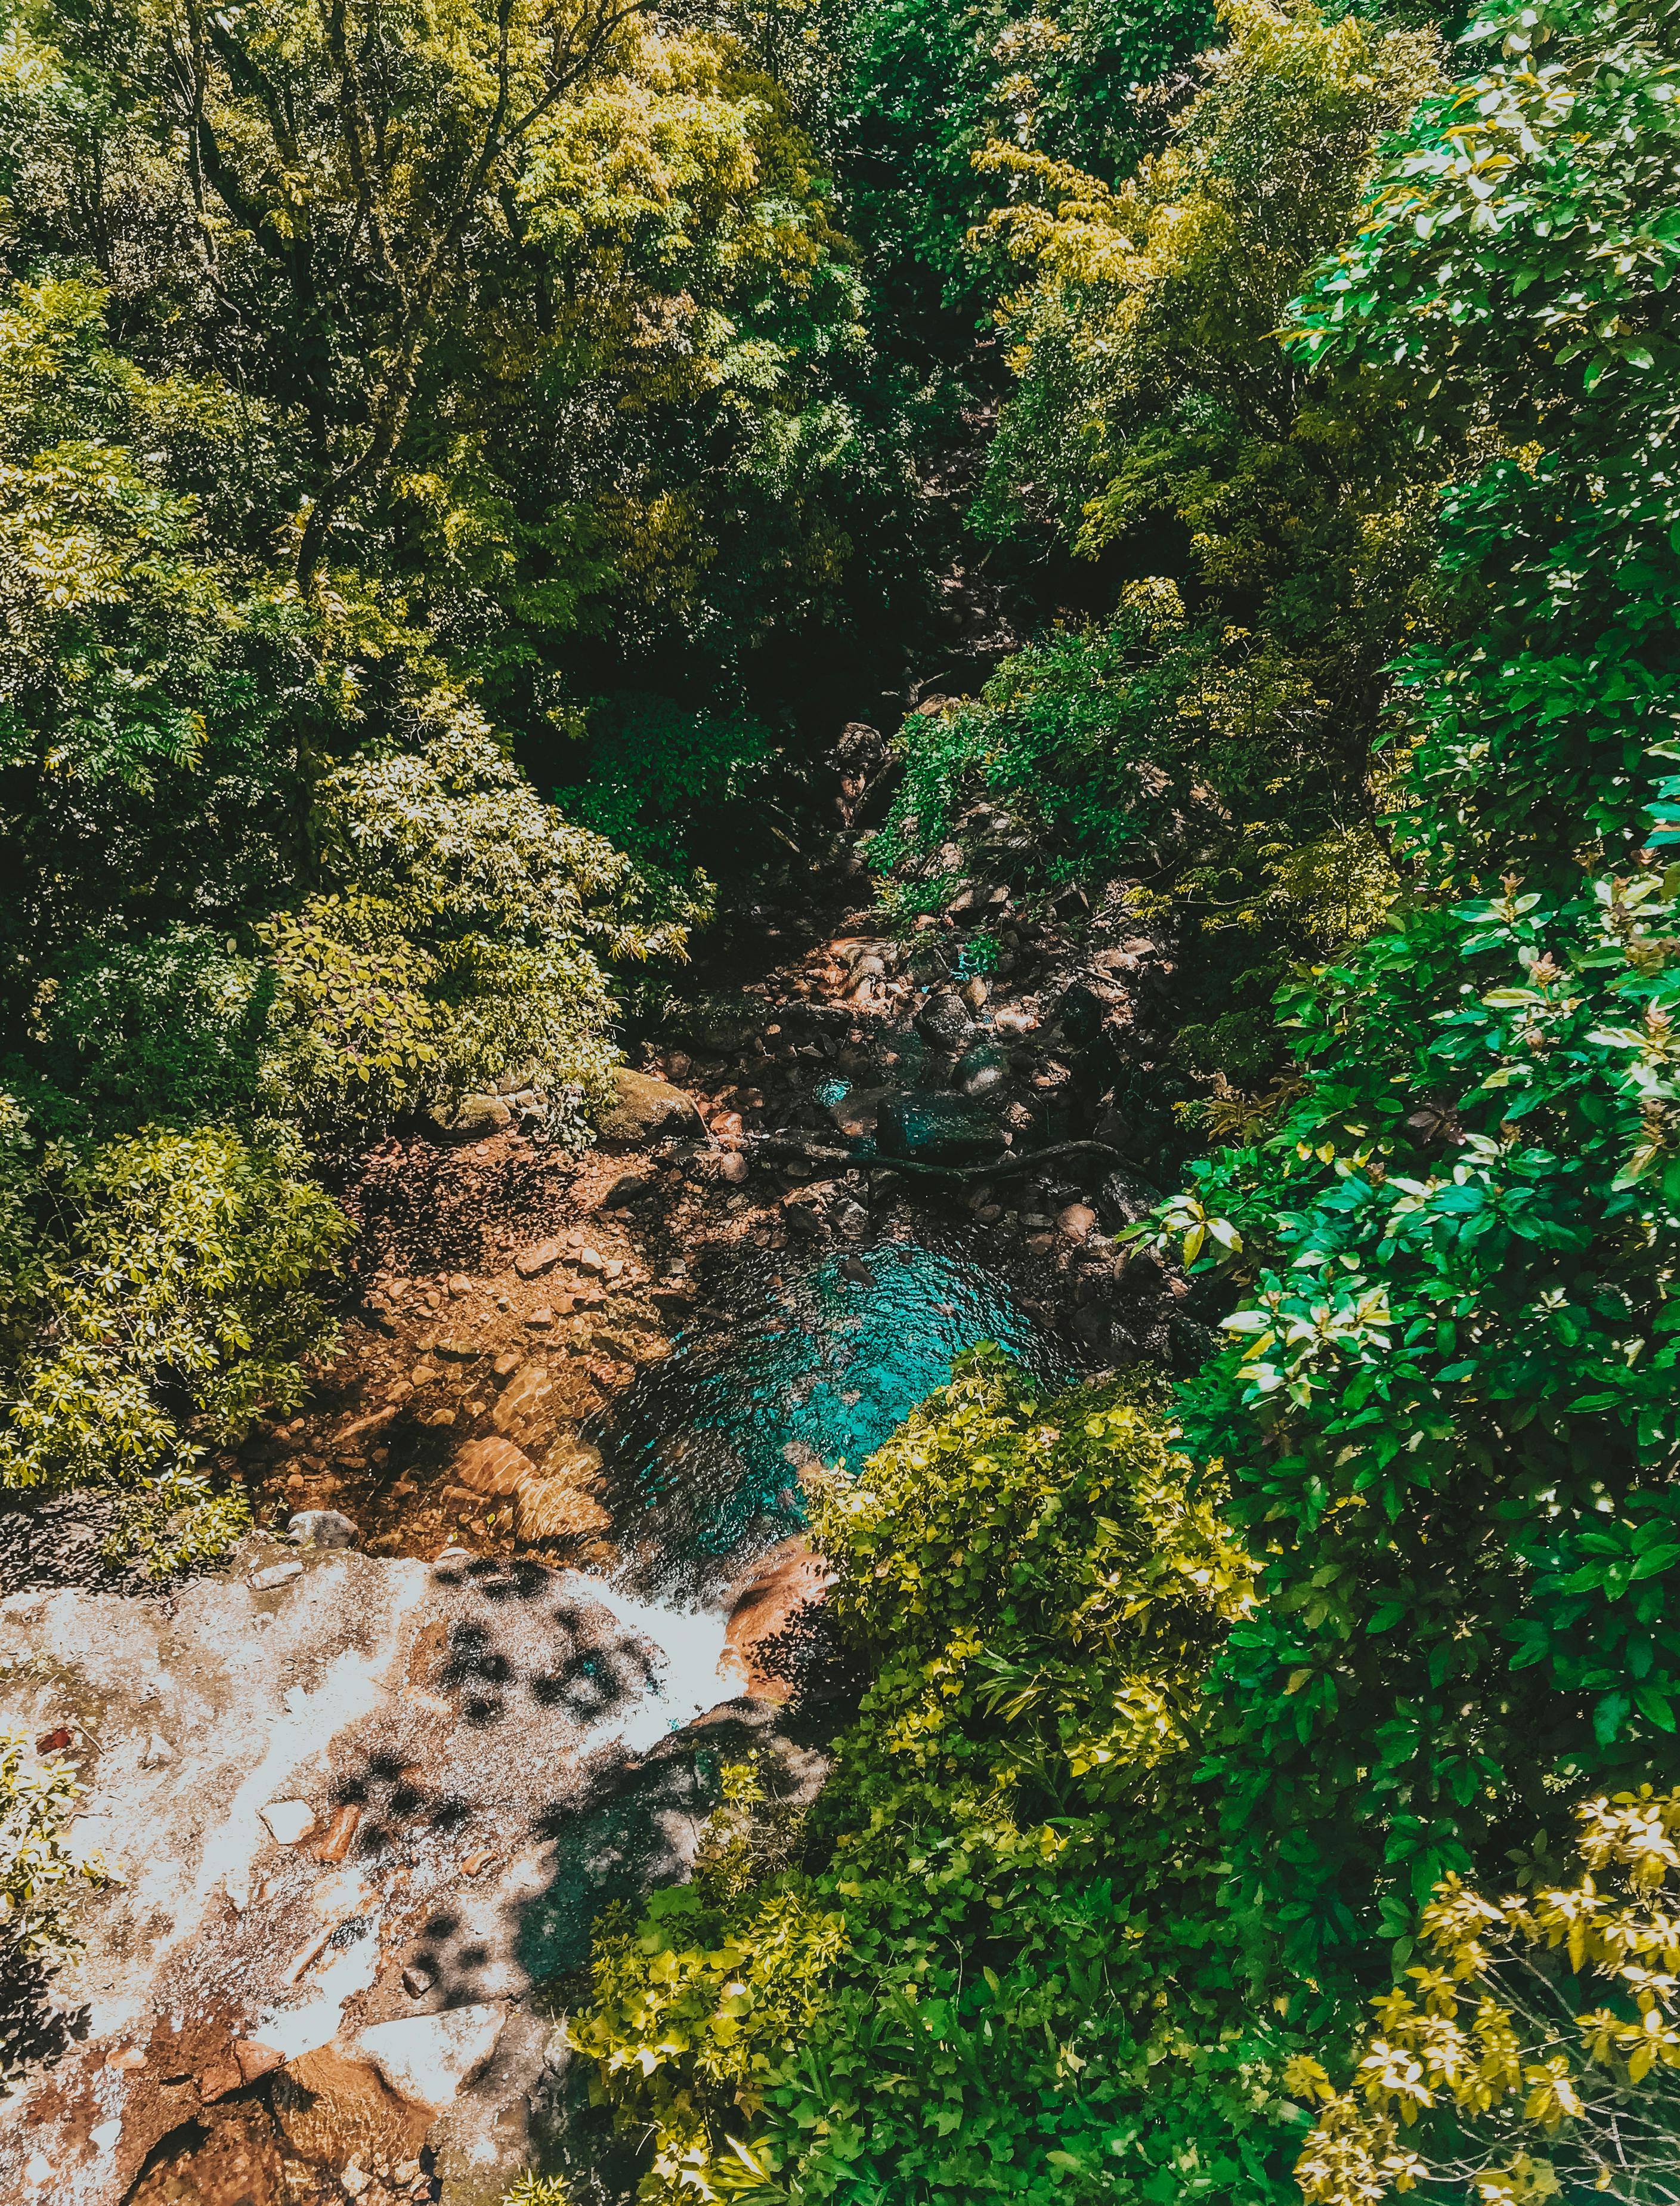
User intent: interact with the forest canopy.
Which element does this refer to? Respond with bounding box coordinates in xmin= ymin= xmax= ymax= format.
xmin=4 ymin=0 xmax=1680 ymax=2195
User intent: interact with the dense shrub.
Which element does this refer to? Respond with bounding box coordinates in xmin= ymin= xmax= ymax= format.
xmin=567 ymin=696 xmax=776 ymax=891
xmin=0 ymin=1115 xmax=347 ymax=1512
xmin=262 ymin=700 xmax=707 ymax=1147
xmin=569 ymin=1351 xmax=1314 ymax=2204
xmin=1144 ymin=0 xmax=1680 ymax=1975
xmin=1293 ymin=1787 xmax=1680 ymax=2205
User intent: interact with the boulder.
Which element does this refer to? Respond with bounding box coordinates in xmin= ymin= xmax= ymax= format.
xmin=491 ymin=1362 xmax=552 ymax=1433
xmin=453 ymin=1436 xmax=534 ymax=1499
xmin=542 ymin=1436 xmax=604 ymax=1482
xmin=287 ymin=1510 xmax=360 ymax=1550
xmin=513 ymin=1239 xmax=563 ymax=1279
xmin=671 ymin=994 xmax=759 ymax=1053
xmin=875 ymin=1091 xmax=1007 ymax=1167
xmin=1097 ymin=1168 xmax=1162 ymax=1231
xmin=596 ymin=1068 xmax=706 ymax=1146
xmin=250 ymin=1559 xmax=303 ymax=1592
xmin=827 ymin=1083 xmax=892 ymax=1140
xmin=1073 ymin=1303 xmax=1140 ymax=1364
xmin=913 ymin=991 xmax=974 ymax=1052
xmin=719 ymin=1538 xmax=832 ymax=1700
xmin=259 ymin=1799 xmax=317 ymax=1846
xmin=952 ymin=1039 xmax=1008 ymax=1099
xmin=425 ymin=1093 xmax=512 ymax=1143
xmin=515 ymin=1477 xmax=611 ymax=1541
xmin=1055 ymin=981 xmax=1114 ymax=1048
xmin=274 ymin=2041 xmax=432 ymax=2167
xmin=1057 ymin=1203 xmax=1098 ymax=1242
xmin=355 ymin=2004 xmax=509 ymax=2108
xmin=959 ymin=886 xmax=1010 ymax=925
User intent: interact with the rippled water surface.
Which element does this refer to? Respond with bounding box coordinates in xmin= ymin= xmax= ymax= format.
xmin=586 ymin=1237 xmax=1071 ymax=1599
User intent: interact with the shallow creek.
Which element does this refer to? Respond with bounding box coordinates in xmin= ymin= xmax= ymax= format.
xmin=0 ymin=885 xmax=1181 ymax=2202
xmin=586 ymin=1232 xmax=1069 ymax=1606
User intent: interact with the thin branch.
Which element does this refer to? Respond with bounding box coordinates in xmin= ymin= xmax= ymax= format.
xmin=745 ymin=1133 xmax=1129 ymax=1185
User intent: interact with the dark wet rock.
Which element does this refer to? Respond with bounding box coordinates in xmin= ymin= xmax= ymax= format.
xmin=913 ymin=991 xmax=976 ymax=1052
xmin=833 ymin=724 xmax=901 ymax=830
xmin=670 ymin=994 xmax=760 ymax=1054
xmin=952 ymin=1039 xmax=1008 ymax=1099
xmin=826 ymin=1083 xmax=893 ymax=1139
xmin=1097 ymin=1167 xmax=1163 ymax=1230
xmin=875 ymin=1091 xmax=1008 ymax=1166
xmin=945 ymin=882 xmax=1011 ymax=925
xmin=1055 ymin=981 xmax=1114 ymax=1048
xmin=1073 ymin=1303 xmax=1140 ymax=1364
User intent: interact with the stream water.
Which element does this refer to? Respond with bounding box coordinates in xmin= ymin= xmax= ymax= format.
xmin=583 ymin=1234 xmax=1073 ymax=1605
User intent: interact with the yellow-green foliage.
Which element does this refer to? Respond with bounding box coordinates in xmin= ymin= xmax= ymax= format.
xmin=0 ymin=1115 xmax=348 ymax=1494
xmin=808 ymin=1349 xmax=1254 ymax=1805
xmin=1292 ymin=1787 xmax=1680 ymax=2206
xmin=501 ymin=2175 xmax=575 ymax=2206
xmin=976 ymin=0 xmax=1442 ymax=576
xmin=0 ymin=1725 xmax=112 ymax=1978
xmin=567 ymin=1353 xmax=1312 ymax=2205
xmin=569 ymin=1757 xmax=843 ymax=2202
xmin=0 ymin=276 xmax=242 ymax=790
xmin=261 ymin=696 xmax=708 ymax=1145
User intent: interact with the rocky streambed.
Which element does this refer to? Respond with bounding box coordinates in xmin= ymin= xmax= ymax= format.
xmin=0 ymin=881 xmax=1209 ymax=2204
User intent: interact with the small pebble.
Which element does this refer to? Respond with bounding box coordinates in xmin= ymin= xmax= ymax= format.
xmin=260 ymin=1799 xmax=317 ymax=1845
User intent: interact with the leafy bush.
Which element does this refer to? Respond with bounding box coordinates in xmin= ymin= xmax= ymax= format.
xmin=573 ymin=1757 xmax=844 ymax=2201
xmin=502 ymin=2178 xmax=574 ymax=2206
xmin=872 ymin=583 xmax=1396 ymax=1079
xmin=0 ymin=276 xmax=241 ymax=791
xmin=0 ymin=1726 xmax=111 ymax=1975
xmin=262 ymin=699 xmax=709 ymax=1146
xmin=570 ymin=1352 xmax=1313 ymax=2204
xmin=16 ymin=928 xmax=267 ymax=1142
xmin=567 ymin=696 xmax=775 ymax=888
xmin=869 ymin=1 xmax=1443 ymax=1085
xmin=1138 ymin=0 xmax=1680 ymax=1976
xmin=831 ymin=0 xmax=1213 ymax=320
xmin=0 ymin=1116 xmax=348 ymax=1494
xmin=1292 ymin=1786 xmax=1680 ymax=2206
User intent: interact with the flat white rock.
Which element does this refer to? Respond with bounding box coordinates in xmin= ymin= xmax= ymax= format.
xmin=355 ymin=2003 xmax=508 ymax=2106
xmin=259 ymin=1798 xmax=317 ymax=1844
xmin=250 ymin=1559 xmax=303 ymax=1590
